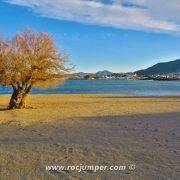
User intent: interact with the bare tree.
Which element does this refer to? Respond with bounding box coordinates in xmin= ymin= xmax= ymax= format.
xmin=0 ymin=29 xmax=72 ymax=109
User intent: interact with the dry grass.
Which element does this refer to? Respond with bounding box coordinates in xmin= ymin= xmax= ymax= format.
xmin=0 ymin=95 xmax=180 ymax=180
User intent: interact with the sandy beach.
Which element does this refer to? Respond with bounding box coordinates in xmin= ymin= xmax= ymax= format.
xmin=0 ymin=95 xmax=180 ymax=180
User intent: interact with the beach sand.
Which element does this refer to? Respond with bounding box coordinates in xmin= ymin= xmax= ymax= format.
xmin=0 ymin=95 xmax=180 ymax=180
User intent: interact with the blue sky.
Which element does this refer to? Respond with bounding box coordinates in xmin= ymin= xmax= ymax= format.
xmin=1 ymin=0 xmax=180 ymax=72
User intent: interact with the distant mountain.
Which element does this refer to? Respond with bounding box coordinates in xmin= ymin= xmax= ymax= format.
xmin=136 ymin=59 xmax=180 ymax=76
xmin=96 ymin=70 xmax=113 ymax=76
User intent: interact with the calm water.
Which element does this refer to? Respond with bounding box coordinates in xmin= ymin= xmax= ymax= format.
xmin=0 ymin=80 xmax=180 ymax=95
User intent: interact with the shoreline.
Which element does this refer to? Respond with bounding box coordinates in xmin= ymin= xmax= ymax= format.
xmin=1 ymin=93 xmax=180 ymax=97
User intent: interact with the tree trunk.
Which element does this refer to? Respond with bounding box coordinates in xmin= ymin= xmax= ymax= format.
xmin=8 ymin=90 xmax=27 ymax=109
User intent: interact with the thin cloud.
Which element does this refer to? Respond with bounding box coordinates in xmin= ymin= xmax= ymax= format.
xmin=4 ymin=0 xmax=180 ymax=33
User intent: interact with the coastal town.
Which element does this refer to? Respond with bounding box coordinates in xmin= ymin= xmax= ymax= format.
xmin=71 ymin=71 xmax=180 ymax=81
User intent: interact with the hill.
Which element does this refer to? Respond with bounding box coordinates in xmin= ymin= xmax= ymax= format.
xmin=136 ymin=59 xmax=180 ymax=76
xmin=96 ymin=70 xmax=113 ymax=76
